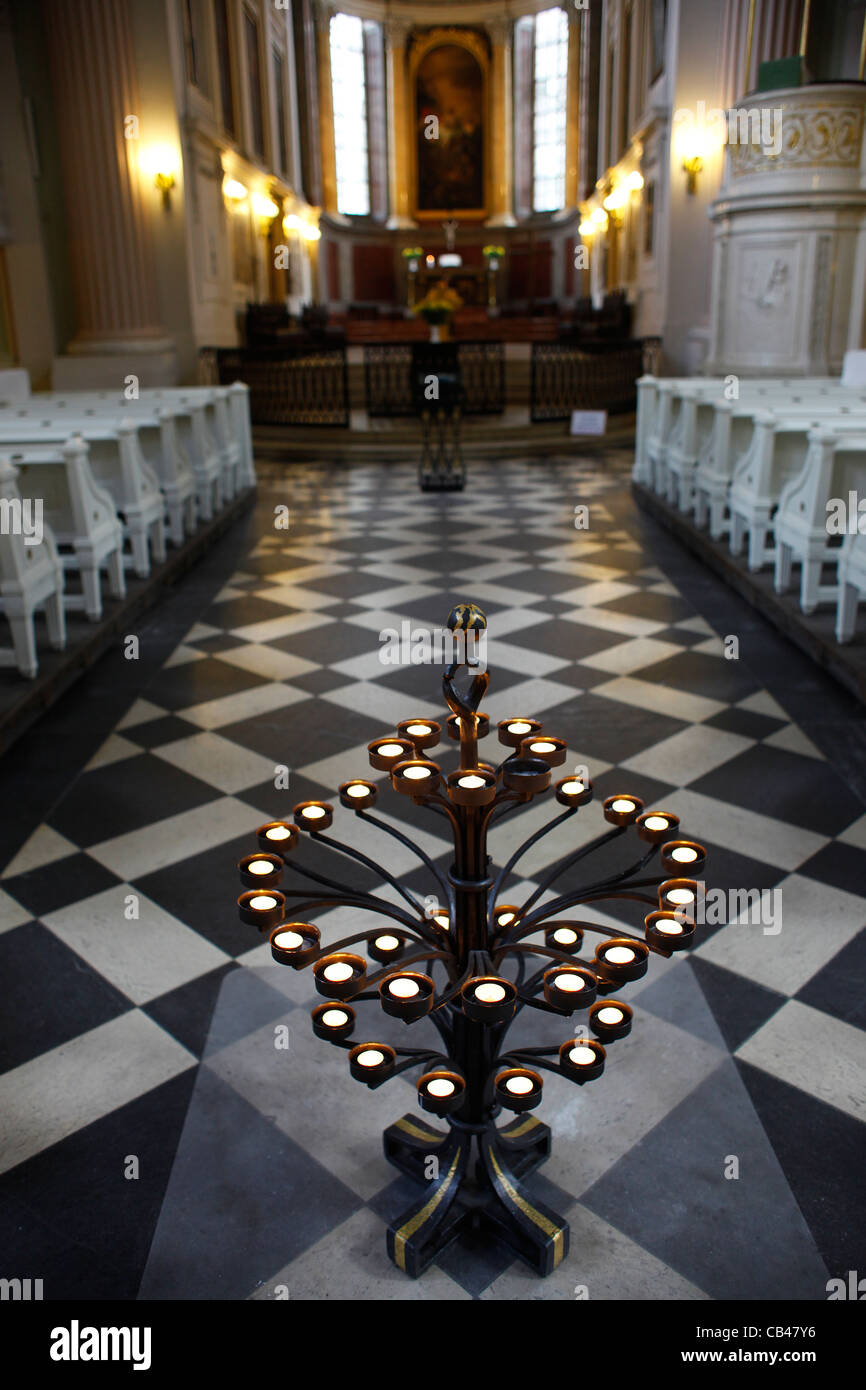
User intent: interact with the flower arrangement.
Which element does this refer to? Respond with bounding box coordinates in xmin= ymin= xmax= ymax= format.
xmin=412 ymin=281 xmax=463 ymax=326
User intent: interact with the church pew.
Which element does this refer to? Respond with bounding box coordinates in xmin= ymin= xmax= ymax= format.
xmin=0 ymin=456 xmax=66 ymax=678
xmin=835 ymin=529 xmax=866 ymax=643
xmin=17 ymin=392 xmax=225 ymax=521
xmin=728 ymin=410 xmax=866 ymax=571
xmin=1 ymin=399 xmax=197 ymax=546
xmin=774 ymin=430 xmax=866 ymax=614
xmin=0 ymin=417 xmax=165 ymax=578
xmin=3 ymin=439 xmax=124 ymax=623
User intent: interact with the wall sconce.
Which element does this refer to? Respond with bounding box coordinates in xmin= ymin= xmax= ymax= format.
xmin=251 ymin=191 xmax=280 ymax=232
xmin=625 ymin=170 xmax=645 ymax=193
xmin=578 ymin=219 xmax=595 ymax=238
xmin=141 ymin=145 xmax=179 ymax=209
xmin=590 ymin=207 xmax=609 ymax=232
xmin=301 ymin=223 xmax=321 ymax=242
xmin=222 ymin=176 xmax=248 ymax=205
xmin=681 ymin=153 xmax=703 ymax=195
xmin=602 ymin=186 xmax=628 ymax=226
xmin=283 ymin=212 xmax=302 ymax=234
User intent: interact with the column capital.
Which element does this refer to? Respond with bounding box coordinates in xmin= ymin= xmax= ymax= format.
xmin=313 ymin=0 xmax=336 ymax=35
xmin=384 ymin=16 xmax=412 ymax=48
xmin=486 ymin=17 xmax=514 ymax=47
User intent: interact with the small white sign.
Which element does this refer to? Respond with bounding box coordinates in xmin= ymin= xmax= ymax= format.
xmin=570 ymin=410 xmax=607 ymax=436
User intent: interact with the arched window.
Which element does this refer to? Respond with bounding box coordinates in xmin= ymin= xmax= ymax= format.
xmin=329 ymin=12 xmax=370 ymax=216
xmin=532 ymin=6 xmax=569 ymax=213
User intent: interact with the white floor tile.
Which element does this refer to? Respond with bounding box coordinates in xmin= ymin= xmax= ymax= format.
xmin=213 ymin=643 xmax=320 ymax=683
xmin=153 ymin=730 xmax=277 ymax=793
xmin=581 ymin=637 xmax=685 ymax=676
xmin=623 ymin=725 xmax=754 ymax=785
xmin=737 ymin=999 xmax=866 ymax=1121
xmin=43 ymin=885 xmax=228 ymax=1005
xmin=668 ymin=789 xmax=826 ymax=872
xmin=181 ymin=682 xmax=307 ymax=731
xmin=592 ymin=676 xmax=725 ymax=725
xmin=2 ymin=824 xmax=79 ymax=878
xmin=0 ymin=1012 xmax=194 ymax=1176
xmin=88 ymin=796 xmax=261 ymax=879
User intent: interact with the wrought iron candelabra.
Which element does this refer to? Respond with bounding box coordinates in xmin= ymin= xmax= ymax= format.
xmin=236 ymin=604 xmax=707 ymax=1278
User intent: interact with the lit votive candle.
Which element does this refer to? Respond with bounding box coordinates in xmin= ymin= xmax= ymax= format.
xmin=358 ymin=1049 xmax=384 ymax=1068
xmin=403 ymin=766 xmax=431 ymax=780
xmin=265 ymin=825 xmax=291 ymax=840
xmin=323 ymin=962 xmax=354 ymax=983
xmin=250 ymin=895 xmax=277 ymax=911
xmin=644 ymin=815 xmax=669 ymax=830
xmin=388 ymin=977 xmax=420 ymax=999
xmin=434 ymin=913 xmax=450 ymax=930
xmin=666 ymin=888 xmax=695 ymax=905
xmin=274 ymin=930 xmax=304 ymax=950
xmin=475 ymin=982 xmax=506 ymax=1004
xmin=322 ymin=1009 xmax=348 ymax=1028
xmin=569 ymin=1044 xmax=597 ymax=1066
xmin=377 ymin=743 xmax=403 ymax=757
xmin=427 ymin=1078 xmax=455 ymax=1098
xmin=605 ymin=946 xmax=636 ymax=964
xmin=497 ymin=911 xmax=515 ymax=926
xmin=671 ymin=846 xmax=698 ymax=863
xmin=505 ymin=1075 xmax=533 ymax=1095
xmin=554 ymin=973 xmax=584 ymax=993
xmin=530 ymin=741 xmax=556 ymax=753
xmin=508 ymin=721 xmax=532 ymax=734
xmin=407 ymin=723 xmax=431 ymax=737
xmin=302 ymin=805 xmax=326 ymax=819
xmin=375 ymin=934 xmax=399 ymax=951
xmin=597 ymin=1007 xmax=623 ymax=1025
xmin=611 ymin=798 xmax=636 ymax=813
xmin=561 ymin=780 xmax=585 ymax=795
xmin=458 ymin=774 xmax=486 ymax=789
xmin=347 ymin=784 xmax=369 ymax=798
xmin=248 ymin=859 xmax=273 ymax=874
xmin=553 ymin=927 xmax=578 ymax=945
xmin=657 ymin=919 xmax=684 ymax=935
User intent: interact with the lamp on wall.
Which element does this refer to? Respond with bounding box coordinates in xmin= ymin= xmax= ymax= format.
xmin=235 ymin=604 xmax=709 ymax=1279
xmin=140 ymin=145 xmax=179 ymax=209
xmin=251 ymin=191 xmax=280 ymax=233
xmin=674 ymin=125 xmax=706 ymax=195
xmin=222 ymin=176 xmax=248 ymax=205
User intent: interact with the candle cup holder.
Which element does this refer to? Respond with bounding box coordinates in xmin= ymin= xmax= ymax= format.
xmin=234 ymin=602 xmax=710 ymax=1280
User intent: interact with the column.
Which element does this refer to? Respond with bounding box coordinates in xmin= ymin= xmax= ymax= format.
xmin=565 ymin=7 xmax=581 ymax=209
xmin=314 ymin=0 xmax=338 ymax=215
xmin=385 ymin=17 xmax=415 ymax=229
xmin=44 ymin=0 xmax=176 ymax=387
xmin=486 ymin=17 xmax=516 ymax=227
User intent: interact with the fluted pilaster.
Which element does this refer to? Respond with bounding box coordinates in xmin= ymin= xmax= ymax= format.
xmin=44 ymin=0 xmax=170 ymax=358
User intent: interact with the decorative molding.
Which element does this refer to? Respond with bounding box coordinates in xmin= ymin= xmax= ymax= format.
xmin=729 ymin=103 xmax=863 ymax=177
xmin=808 ymin=234 xmax=833 ymax=368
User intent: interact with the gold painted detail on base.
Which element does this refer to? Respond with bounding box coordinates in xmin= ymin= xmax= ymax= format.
xmin=393 ymin=1148 xmax=462 ymax=1272
xmin=502 ymin=1116 xmax=541 ymax=1140
xmin=394 ymin=1116 xmax=443 ymax=1143
xmin=488 ymin=1147 xmax=565 ymax=1268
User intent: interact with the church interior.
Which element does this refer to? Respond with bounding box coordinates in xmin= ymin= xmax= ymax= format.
xmin=0 ymin=0 xmax=865 ymax=1323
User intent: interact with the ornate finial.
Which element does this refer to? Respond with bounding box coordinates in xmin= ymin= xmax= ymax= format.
xmin=446 ymin=602 xmax=487 ymax=634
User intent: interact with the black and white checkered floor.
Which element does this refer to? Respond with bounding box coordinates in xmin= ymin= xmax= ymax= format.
xmin=1 ymin=453 xmax=864 ymax=1301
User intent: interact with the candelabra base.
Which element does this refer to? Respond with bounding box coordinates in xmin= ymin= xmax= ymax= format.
xmin=383 ymin=1113 xmax=569 ymax=1278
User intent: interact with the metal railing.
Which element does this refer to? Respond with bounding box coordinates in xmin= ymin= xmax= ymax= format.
xmin=200 ymin=345 xmax=349 ymax=427
xmin=530 ymin=341 xmax=646 ymax=422
xmin=364 ymin=342 xmax=505 ymax=417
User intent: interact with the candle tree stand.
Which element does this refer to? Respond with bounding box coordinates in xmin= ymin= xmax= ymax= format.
xmin=236 ymin=604 xmax=707 ymax=1278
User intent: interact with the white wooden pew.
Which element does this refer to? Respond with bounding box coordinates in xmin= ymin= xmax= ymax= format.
xmin=6 ymin=439 xmax=125 ymax=621
xmin=774 ymin=430 xmax=866 ymax=613
xmin=0 ymin=456 xmax=66 ymax=677
xmin=6 ymin=399 xmax=197 ymax=546
xmin=835 ymin=529 xmax=866 ymax=643
xmin=0 ymin=417 xmax=165 ymax=578
xmin=728 ymin=410 xmax=866 ymax=571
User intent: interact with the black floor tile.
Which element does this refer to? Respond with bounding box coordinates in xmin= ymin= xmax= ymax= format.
xmin=4 ymin=853 xmax=123 ymax=918
xmin=47 ymin=756 xmax=219 ymax=849
xmin=690 ymin=957 xmax=787 ymax=1051
xmin=689 ymin=745 xmax=864 ymax=836
xmin=795 ymin=927 xmax=866 ymax=1030
xmin=0 ymin=923 xmax=132 ymax=1071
